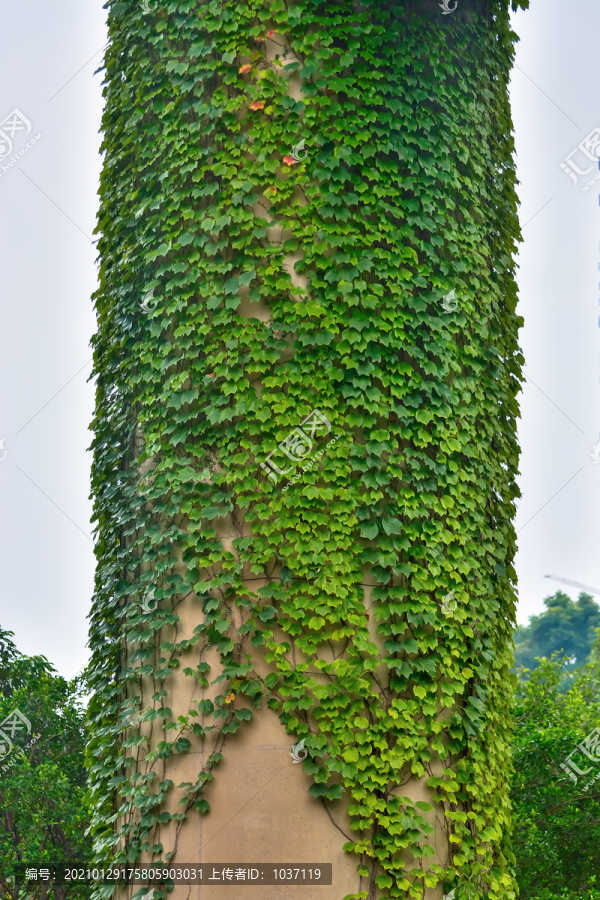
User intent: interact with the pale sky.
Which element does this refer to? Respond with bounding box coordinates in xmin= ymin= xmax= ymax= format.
xmin=0 ymin=0 xmax=598 ymax=680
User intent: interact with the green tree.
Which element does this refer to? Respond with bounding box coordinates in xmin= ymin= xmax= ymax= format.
xmin=511 ymin=646 xmax=600 ymax=899
xmin=0 ymin=630 xmax=22 ymax=700
xmin=514 ymin=591 xmax=600 ymax=672
xmin=0 ymin=632 xmax=92 ymax=900
xmin=87 ymin=1 xmax=529 ymax=898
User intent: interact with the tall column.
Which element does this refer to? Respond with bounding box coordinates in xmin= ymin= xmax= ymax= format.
xmin=87 ymin=2 xmax=526 ymax=899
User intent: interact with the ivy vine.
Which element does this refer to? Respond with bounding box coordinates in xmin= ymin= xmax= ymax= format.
xmin=86 ymin=1 xmax=529 ymax=898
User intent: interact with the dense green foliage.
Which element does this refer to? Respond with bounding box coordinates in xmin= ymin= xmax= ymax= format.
xmin=87 ymin=1 xmax=528 ymax=898
xmin=0 ymin=630 xmax=92 ymax=900
xmin=511 ymin=644 xmax=600 ymax=899
xmin=514 ymin=591 xmax=600 ymax=672
xmin=4 ymin=621 xmax=600 ymax=899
